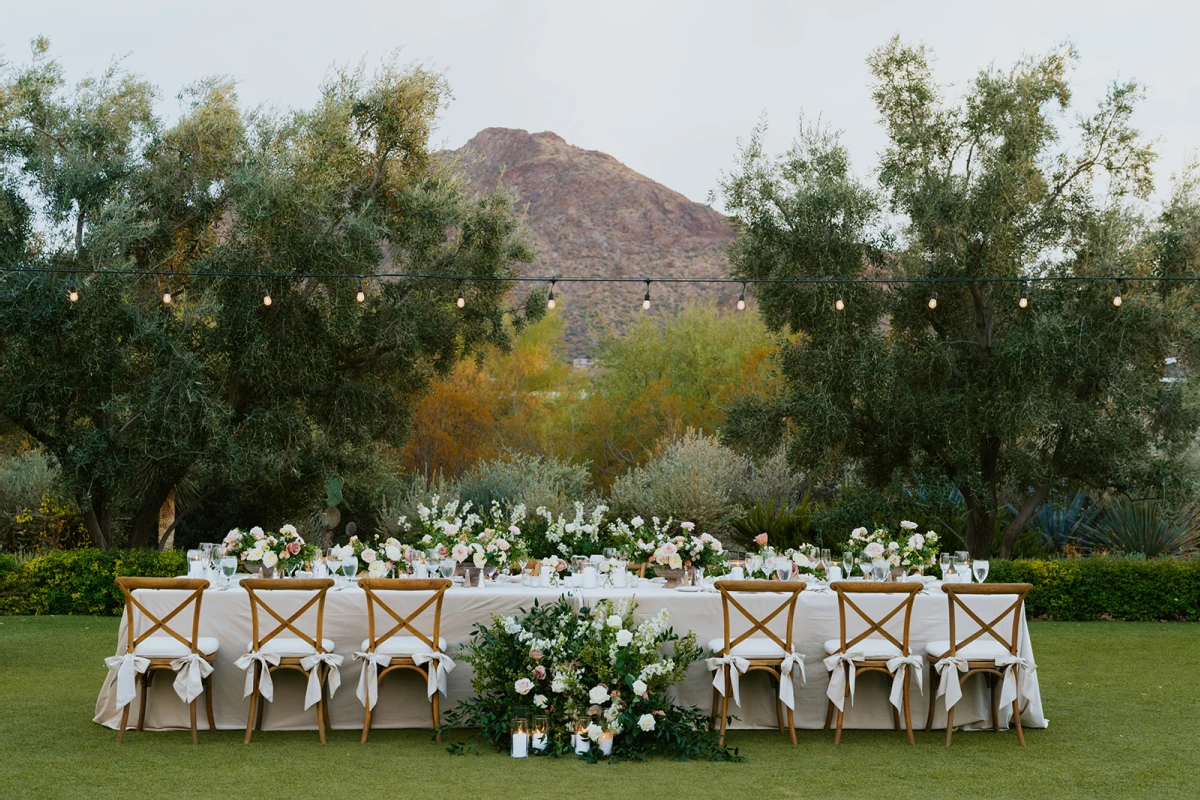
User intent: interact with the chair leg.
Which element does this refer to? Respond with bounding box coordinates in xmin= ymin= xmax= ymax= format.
xmin=925 ymin=669 xmax=938 ymax=733
xmin=255 ymin=673 xmax=267 ymax=732
xmin=945 ymin=701 xmax=956 ymax=747
xmin=992 ymin=674 xmax=1001 ymax=733
xmin=834 ymin=669 xmax=848 ymax=745
xmin=189 ymin=699 xmax=199 ymax=745
xmin=718 ymin=673 xmax=730 ymax=746
xmin=902 ymin=674 xmax=914 ymax=746
xmin=786 ymin=704 xmax=796 ymax=746
xmin=775 ymin=684 xmax=785 ymax=735
xmin=205 ymin=674 xmax=216 ymax=732
xmin=432 ymin=688 xmax=441 ymax=743
xmin=117 ymin=704 xmax=130 ymax=744
xmin=244 ymin=675 xmax=258 ymax=744
xmin=823 ymin=698 xmax=835 ymax=731
xmin=136 ymin=671 xmax=151 ymax=732
xmin=322 ymin=682 xmax=333 ymax=733
xmin=315 ymin=667 xmax=327 ymax=745
xmin=892 ymin=703 xmax=901 ymax=731
xmin=1013 ymin=698 xmax=1026 ymax=746
xmin=710 ymin=686 xmax=720 ymax=730
xmin=362 ymin=702 xmax=373 ymax=744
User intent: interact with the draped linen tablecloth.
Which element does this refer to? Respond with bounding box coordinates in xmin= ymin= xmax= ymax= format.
xmin=94 ymin=580 xmax=1048 ymax=732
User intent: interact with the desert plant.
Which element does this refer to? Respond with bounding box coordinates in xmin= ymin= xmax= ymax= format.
xmin=457 ymin=450 xmax=591 ymax=519
xmin=728 ymin=492 xmax=820 ymax=550
xmin=1014 ymin=492 xmax=1100 ymax=553
xmin=1078 ymin=500 xmax=1200 ymax=558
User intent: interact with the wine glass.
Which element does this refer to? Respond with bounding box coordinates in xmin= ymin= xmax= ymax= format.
xmin=340 ymin=556 xmax=359 ymax=589
xmin=219 ymin=556 xmax=237 ymax=590
xmin=820 ymin=549 xmax=832 ymax=572
xmin=973 ymin=559 xmax=990 ymax=583
xmin=871 ymin=559 xmax=889 ymax=581
xmin=939 ymin=552 xmax=952 ymax=580
xmin=776 ymin=560 xmax=793 ymax=582
xmin=860 ymin=561 xmax=872 ymax=578
xmin=842 ymin=552 xmax=853 ymax=580
xmin=484 ymin=564 xmax=499 ymax=584
xmin=439 ymin=559 xmax=456 ymax=580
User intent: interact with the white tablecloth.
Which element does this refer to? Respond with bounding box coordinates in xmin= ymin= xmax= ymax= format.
xmin=94 ymin=581 xmax=1047 ymax=732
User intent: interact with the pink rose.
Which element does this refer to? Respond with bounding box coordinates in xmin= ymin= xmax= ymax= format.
xmin=287 ymin=541 xmax=302 ymax=555
xmin=555 ymin=562 xmax=566 ymax=572
xmin=754 ymin=533 xmax=769 ymax=546
xmin=533 ymin=665 xmax=547 ymax=680
xmin=588 ymin=704 xmax=601 ymax=716
xmin=385 ymin=561 xmax=395 ymax=572
xmin=529 ymin=649 xmax=543 ymax=661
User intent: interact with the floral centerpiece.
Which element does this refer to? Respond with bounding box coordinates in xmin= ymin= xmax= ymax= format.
xmin=899 ymin=525 xmax=940 ymax=573
xmin=536 ymin=502 xmax=608 ymax=558
xmin=329 ymin=534 xmax=413 ymax=577
xmin=847 ymin=524 xmax=905 ymax=574
xmin=444 ymin=598 xmax=737 ymax=762
xmin=679 ymin=527 xmax=728 ymax=575
xmin=783 ymin=544 xmax=826 ymax=579
xmin=222 ymin=524 xmax=314 ymax=576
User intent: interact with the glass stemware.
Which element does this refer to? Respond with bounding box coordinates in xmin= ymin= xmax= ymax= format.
xmin=842 ymin=552 xmax=854 ymax=579
xmin=820 ymin=549 xmax=832 ymax=572
xmin=871 ymin=559 xmax=889 ymax=581
xmin=939 ymin=552 xmax=952 ymax=579
xmin=439 ymin=559 xmax=456 ymax=580
xmin=341 ymin=556 xmax=359 ymax=589
xmin=775 ymin=560 xmax=793 ymax=582
xmin=973 ymin=559 xmax=990 ymax=583
xmin=219 ymin=556 xmax=237 ymax=590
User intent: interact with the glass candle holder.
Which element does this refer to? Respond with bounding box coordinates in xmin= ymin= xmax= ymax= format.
xmin=599 ymin=730 xmax=614 ymax=756
xmin=531 ymin=716 xmax=549 ymax=751
xmin=573 ymin=717 xmax=591 ymax=754
xmin=510 ymin=718 xmax=529 ymax=758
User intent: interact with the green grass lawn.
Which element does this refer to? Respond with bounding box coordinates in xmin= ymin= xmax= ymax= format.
xmin=1 ymin=617 xmax=1196 ymax=800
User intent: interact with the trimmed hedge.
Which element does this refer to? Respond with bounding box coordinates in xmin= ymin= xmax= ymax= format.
xmin=0 ymin=551 xmax=1197 ymax=620
xmin=990 ymin=557 xmax=1200 ymax=621
xmin=0 ymin=548 xmax=184 ymax=616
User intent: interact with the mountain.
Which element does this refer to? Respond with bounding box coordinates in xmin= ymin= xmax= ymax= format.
xmin=447 ymin=128 xmax=736 ymax=357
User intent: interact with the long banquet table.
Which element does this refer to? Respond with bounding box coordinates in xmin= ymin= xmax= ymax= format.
xmin=94 ymin=580 xmax=1048 ymax=733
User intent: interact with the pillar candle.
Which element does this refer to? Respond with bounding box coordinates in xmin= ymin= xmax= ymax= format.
xmin=511 ymin=732 xmax=529 ymax=758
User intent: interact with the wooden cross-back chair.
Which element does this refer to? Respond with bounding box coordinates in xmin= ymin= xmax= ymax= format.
xmin=925 ymin=583 xmax=1034 ymax=746
xmin=358 ymin=578 xmax=452 ymax=743
xmin=825 ymin=581 xmax=922 ymax=745
xmin=113 ymin=577 xmax=217 ymax=744
xmin=241 ymin=578 xmax=335 ymax=743
xmin=710 ymin=579 xmax=806 ymax=746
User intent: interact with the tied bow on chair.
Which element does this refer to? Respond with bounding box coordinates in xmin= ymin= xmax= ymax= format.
xmin=169 ymin=653 xmax=214 ymax=704
xmin=353 ymin=652 xmax=392 ymax=710
xmin=104 ymin=653 xmax=150 ymax=710
xmin=934 ymin=655 xmax=970 ymax=711
xmin=822 ymin=651 xmax=864 ymax=711
xmin=412 ymin=652 xmax=457 ymax=698
xmin=995 ymin=655 xmax=1037 ymax=710
xmin=885 ymin=654 xmax=924 ymax=712
xmin=299 ymin=652 xmax=344 ymax=710
xmin=235 ymin=651 xmax=281 ymax=702
xmin=778 ymin=648 xmax=808 ymax=711
xmin=705 ymin=654 xmax=750 ymax=707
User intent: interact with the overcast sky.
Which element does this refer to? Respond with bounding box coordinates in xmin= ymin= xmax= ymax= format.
xmin=7 ymin=1 xmax=1198 ymax=209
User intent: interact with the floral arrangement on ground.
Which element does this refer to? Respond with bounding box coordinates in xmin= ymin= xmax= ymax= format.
xmin=442 ymin=597 xmax=740 ymax=762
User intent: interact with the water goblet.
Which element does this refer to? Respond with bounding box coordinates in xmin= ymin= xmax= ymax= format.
xmin=341 ymin=556 xmax=359 ymax=589
xmin=871 ymin=559 xmax=889 ymax=581
xmin=439 ymin=559 xmax=456 ymax=580
xmin=820 ymin=549 xmax=832 ymax=571
xmin=939 ymin=552 xmax=952 ymax=579
xmin=776 ymin=560 xmax=793 ymax=582
xmin=219 ymin=556 xmax=237 ymax=590
xmin=973 ymin=559 xmax=990 ymax=584
xmin=842 ymin=552 xmax=854 ymax=579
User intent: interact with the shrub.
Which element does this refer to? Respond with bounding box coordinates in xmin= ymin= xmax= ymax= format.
xmin=608 ymin=431 xmax=750 ymax=531
xmin=0 ymin=549 xmax=185 ymax=616
xmin=458 ymin=450 xmax=591 ymax=519
xmin=989 ymin=556 xmax=1200 ymax=621
xmin=728 ymin=493 xmax=820 ymax=551
xmin=1077 ymin=500 xmax=1200 ymax=558
xmin=0 ymin=452 xmax=88 ymax=551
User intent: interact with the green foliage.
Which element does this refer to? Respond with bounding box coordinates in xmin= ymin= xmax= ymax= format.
xmin=1078 ymin=500 xmax=1200 ymax=558
xmin=0 ymin=43 xmax=539 ymax=550
xmin=458 ymin=450 xmax=592 ymax=520
xmin=1017 ymin=492 xmax=1100 ymax=552
xmin=0 ymin=548 xmax=184 ymax=615
xmin=0 ymin=451 xmax=88 ymax=551
xmin=609 ymin=432 xmax=751 ymax=532
xmin=717 ymin=39 xmax=1200 ymax=559
xmin=990 ymin=557 xmax=1200 ymax=621
xmin=728 ymin=494 xmax=818 ymax=551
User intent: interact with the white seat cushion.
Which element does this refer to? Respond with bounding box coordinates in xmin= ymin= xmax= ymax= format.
xmin=925 ymin=640 xmax=1013 ymax=660
xmin=252 ymin=637 xmax=335 ymax=657
xmin=824 ymin=638 xmax=902 ymax=659
xmin=361 ymin=636 xmax=447 ymax=656
xmin=133 ymin=635 xmax=219 ymax=658
xmin=706 ymin=637 xmax=788 ymax=659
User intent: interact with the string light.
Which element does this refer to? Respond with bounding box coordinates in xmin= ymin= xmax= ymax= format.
xmin=1112 ymin=283 xmax=1123 ymax=307
xmin=642 ymin=280 xmax=651 ymax=311
xmin=927 ymin=285 xmax=938 ymax=310
xmin=834 ymin=283 xmax=845 ymax=311
xmin=68 ymin=285 xmax=79 ymax=303
xmin=356 ymin=282 xmax=365 ymax=303
xmin=1019 ymin=282 xmax=1029 ymax=309
xmin=457 ymin=285 xmax=466 ymax=308
xmin=547 ymin=280 xmax=556 ymax=309
xmin=736 ymin=283 xmax=746 ymax=311
xmin=162 ymin=285 xmax=172 ymax=305
xmin=261 ymin=288 xmax=272 ymax=307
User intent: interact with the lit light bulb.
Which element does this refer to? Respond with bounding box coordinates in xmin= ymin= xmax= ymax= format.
xmin=262 ymin=288 xmax=272 ymax=307
xmin=927 ymin=289 xmax=938 ymax=310
xmin=356 ymin=282 xmax=365 ymax=303
xmin=736 ymin=285 xmax=746 ymax=311
xmin=1019 ymin=286 xmax=1029 ymax=309
xmin=68 ymin=286 xmax=79 ymax=303
xmin=457 ymin=290 xmax=466 ymax=308
xmin=835 ymin=293 xmax=845 ymax=311
xmin=642 ymin=281 xmax=651 ymax=310
xmin=1112 ymin=288 xmax=1122 ymax=307
xmin=162 ymin=286 xmax=172 ymax=305
xmin=548 ymin=281 xmax=556 ymax=309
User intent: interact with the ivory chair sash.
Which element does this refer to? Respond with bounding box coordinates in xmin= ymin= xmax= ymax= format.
xmin=357 ymin=578 xmax=452 ymax=743
xmin=709 ymin=579 xmax=806 ymax=746
xmin=924 ymin=582 xmax=1034 ymax=747
xmin=824 ymin=581 xmax=921 ymax=745
xmin=240 ymin=578 xmax=335 ymax=744
xmin=110 ymin=577 xmax=216 ymax=744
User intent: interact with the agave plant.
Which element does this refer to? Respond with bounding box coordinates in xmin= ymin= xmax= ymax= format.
xmin=1078 ymin=500 xmax=1200 ymax=558
xmin=729 ymin=492 xmax=819 ymax=551
xmin=1015 ymin=492 xmax=1101 ymax=552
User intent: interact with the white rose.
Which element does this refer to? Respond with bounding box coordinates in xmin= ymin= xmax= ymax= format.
xmin=250 ymin=526 xmax=265 ymax=540
xmin=508 ymin=525 xmax=521 ymax=536
xmin=533 ymin=694 xmax=548 ymax=709
xmin=586 ymin=723 xmax=603 ymax=742
xmin=606 ymin=615 xmax=623 ymax=630
xmin=224 ymin=529 xmax=242 ymax=545
xmin=901 ymin=520 xmax=918 ymax=530
xmin=632 ymin=679 xmax=648 ymax=695
xmin=514 ymin=678 xmax=533 ymax=695
xmin=588 ymin=685 xmax=609 ymax=705
xmin=472 ymin=552 xmax=486 ymax=568
xmin=907 ymin=534 xmax=925 ymax=550
xmin=864 ymin=542 xmax=885 ymax=559
xmin=451 ymin=543 xmax=470 ymax=563
xmin=662 ymin=542 xmax=677 ymax=556
xmin=616 ymin=629 xmax=633 ymax=646
xmin=889 ymin=554 xmax=901 ymax=567
xmin=551 ymin=674 xmax=568 ymax=693
xmin=926 ymin=530 xmax=939 ymax=541
xmin=668 ymin=554 xmax=683 ymax=569
xmin=851 ymin=527 xmax=867 ymax=539
xmin=261 ymin=550 xmax=278 ymax=568
xmin=631 ymin=516 xmax=644 ymax=527
xmin=888 ymin=541 xmax=899 ymax=551
xmin=368 ymin=560 xmax=387 ymax=578
xmin=385 ymin=545 xmax=402 ymax=561
xmin=361 ymin=548 xmax=376 ymax=563
xmin=791 ymin=552 xmax=811 ymax=567
xmin=680 ymin=521 xmax=695 ymax=531
xmin=637 ymin=713 xmax=656 ymax=731
xmin=279 ymin=524 xmax=297 ymax=536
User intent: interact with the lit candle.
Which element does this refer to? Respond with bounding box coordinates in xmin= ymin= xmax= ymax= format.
xmin=573 ymin=719 xmax=591 ymax=754
xmin=511 ymin=731 xmax=528 ymax=758
xmin=599 ymin=731 xmax=614 ymax=756
xmin=532 ymin=731 xmax=546 ymax=751
xmin=532 ymin=715 xmax=548 ymax=751
xmin=729 ymin=566 xmax=745 ymax=580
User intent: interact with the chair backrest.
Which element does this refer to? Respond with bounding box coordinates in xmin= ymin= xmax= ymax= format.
xmin=359 ymin=578 xmax=451 ymax=653
xmin=941 ymin=583 xmax=1033 ymax=658
xmin=116 ymin=577 xmax=209 ymax=656
xmin=713 ymin=579 xmax=805 ymax=655
xmin=242 ymin=578 xmax=334 ymax=654
xmin=829 ymin=581 xmax=922 ymax=656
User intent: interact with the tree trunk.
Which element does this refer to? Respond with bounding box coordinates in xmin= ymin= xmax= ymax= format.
xmin=127 ymin=479 xmax=178 ymax=549
xmin=999 ymin=484 xmax=1050 ymax=559
xmin=157 ymin=491 xmax=176 ymax=551
xmin=962 ymin=490 xmax=995 ymax=559
xmin=83 ymin=489 xmax=111 ymax=550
